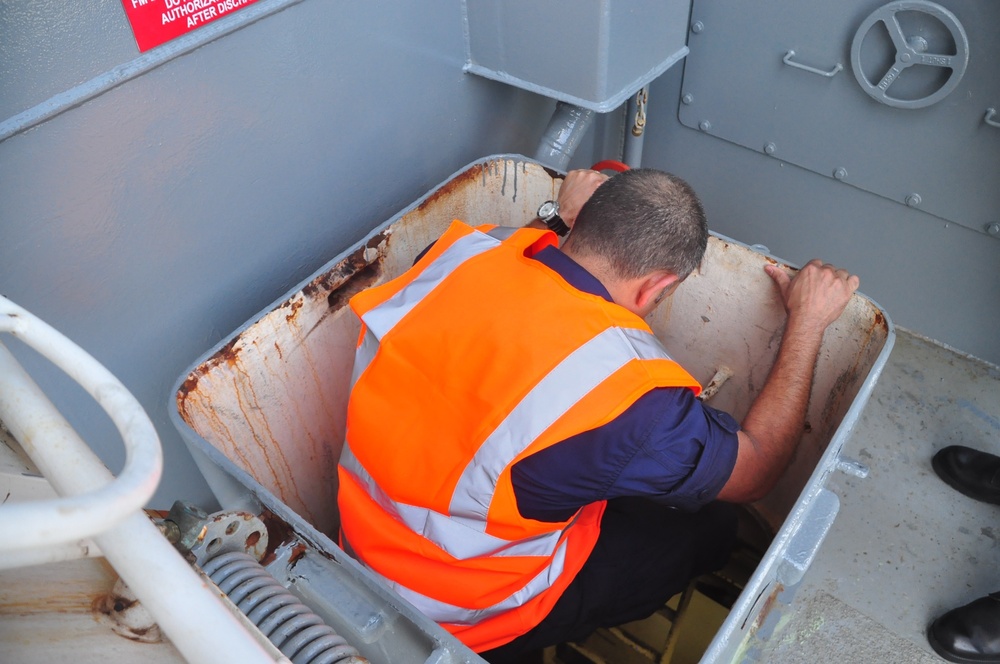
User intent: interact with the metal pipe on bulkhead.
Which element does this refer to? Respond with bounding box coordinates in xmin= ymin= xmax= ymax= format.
xmin=622 ymin=86 xmax=648 ymax=168
xmin=533 ymin=101 xmax=595 ymax=171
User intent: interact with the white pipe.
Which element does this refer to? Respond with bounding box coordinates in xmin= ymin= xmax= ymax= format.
xmin=0 ymin=344 xmax=152 ymax=547
xmin=0 ymin=295 xmax=282 ymax=663
xmin=0 ymin=296 xmax=160 ymax=550
xmin=0 ymin=539 xmax=103 ymax=571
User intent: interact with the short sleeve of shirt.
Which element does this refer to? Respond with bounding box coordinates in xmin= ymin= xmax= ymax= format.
xmin=510 ymin=386 xmax=740 ymax=522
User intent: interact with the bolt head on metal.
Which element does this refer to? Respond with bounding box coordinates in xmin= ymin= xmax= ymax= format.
xmin=691 ymin=20 xmax=704 ymax=34
xmin=907 ymin=35 xmax=929 ymax=53
xmin=699 ymin=120 xmax=711 ymax=132
xmin=764 ymin=142 xmax=776 ymax=155
xmin=834 ymin=167 xmax=848 ymax=180
xmin=682 ymin=93 xmax=694 ymax=105
xmin=905 ymin=193 xmax=922 ymax=207
xmin=986 ymin=223 xmax=1000 ymax=236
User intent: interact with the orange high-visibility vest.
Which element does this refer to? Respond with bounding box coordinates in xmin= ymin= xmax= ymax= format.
xmin=338 ymin=221 xmax=701 ymax=652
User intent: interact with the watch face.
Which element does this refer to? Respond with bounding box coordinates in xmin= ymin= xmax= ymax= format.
xmin=538 ymin=200 xmax=557 ymax=219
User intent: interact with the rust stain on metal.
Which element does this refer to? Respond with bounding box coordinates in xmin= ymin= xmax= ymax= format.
xmin=327 ymin=263 xmax=381 ymax=312
xmin=742 ymin=582 xmax=784 ymax=636
xmin=288 ymin=543 xmax=308 ymax=564
xmin=216 ymin=335 xmax=242 ymax=366
xmin=92 ymin=593 xmax=136 ymax=616
xmin=817 ymin=305 xmax=888 ymax=430
xmin=183 ymin=345 xmax=290 ymax=496
xmin=365 ymin=231 xmax=387 ymax=250
xmin=284 ymin=297 xmax=303 ymax=322
xmin=302 ymin=230 xmax=389 ymax=301
xmin=414 ymin=162 xmax=485 ymax=214
xmin=821 ymin=367 xmax=860 ymax=427
xmin=3 ymin=590 xmax=99 ymax=615
xmin=177 ymin=372 xmax=202 ymax=410
xmin=92 ymin=592 xmax=162 ymax=643
xmin=754 ymin=582 xmax=784 ymax=630
xmin=258 ymin=508 xmax=294 ymax=566
xmin=227 ymin=368 xmax=291 ymax=501
xmin=176 ymin=334 xmax=243 ymax=412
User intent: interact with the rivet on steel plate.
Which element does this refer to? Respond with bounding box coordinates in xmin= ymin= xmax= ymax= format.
xmin=834 ymin=167 xmax=848 ymax=180
xmin=986 ymin=222 xmax=1000 ymax=236
xmin=764 ymin=142 xmax=776 ymax=155
xmin=682 ymin=93 xmax=694 ymax=105
xmin=699 ymin=120 xmax=711 ymax=132
xmin=905 ymin=193 xmax=922 ymax=207
xmin=691 ymin=20 xmax=704 ymax=34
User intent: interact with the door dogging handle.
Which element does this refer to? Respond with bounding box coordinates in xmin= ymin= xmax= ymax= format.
xmin=782 ymin=50 xmax=843 ymax=78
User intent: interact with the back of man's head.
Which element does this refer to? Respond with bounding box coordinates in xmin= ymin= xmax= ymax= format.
xmin=564 ymin=169 xmax=708 ymax=281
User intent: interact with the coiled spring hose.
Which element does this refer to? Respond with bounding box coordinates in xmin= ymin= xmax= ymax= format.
xmin=202 ymin=551 xmax=368 ymax=664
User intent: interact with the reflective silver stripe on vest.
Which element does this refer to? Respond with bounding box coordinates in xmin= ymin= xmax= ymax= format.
xmin=361 ymin=537 xmax=571 ymax=625
xmin=340 ymin=442 xmax=564 ymax=560
xmin=360 ymin=229 xmax=500 ymax=341
xmin=485 ymin=226 xmax=518 ymax=241
xmin=449 ymin=326 xmax=671 ymax=521
xmin=342 ymin=326 xmax=672 ymax=563
xmin=350 ymin=328 xmax=379 ymax=389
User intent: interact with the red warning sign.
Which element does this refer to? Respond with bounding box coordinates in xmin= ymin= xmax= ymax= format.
xmin=120 ymin=0 xmax=260 ymax=53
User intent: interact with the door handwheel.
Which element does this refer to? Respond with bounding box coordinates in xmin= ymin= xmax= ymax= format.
xmin=850 ymin=0 xmax=969 ymax=109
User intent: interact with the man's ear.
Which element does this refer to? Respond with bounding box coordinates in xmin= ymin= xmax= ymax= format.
xmin=635 ymin=271 xmax=681 ymax=312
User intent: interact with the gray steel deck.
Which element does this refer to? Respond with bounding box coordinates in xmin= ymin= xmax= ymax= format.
xmin=761 ymin=328 xmax=1000 ymax=662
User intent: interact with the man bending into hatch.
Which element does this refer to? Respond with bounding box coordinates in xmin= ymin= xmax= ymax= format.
xmin=337 ymin=167 xmax=859 ymax=662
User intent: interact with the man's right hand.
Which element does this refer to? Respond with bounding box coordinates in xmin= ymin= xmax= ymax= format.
xmin=557 ymin=170 xmax=608 ymax=230
xmin=764 ymin=260 xmax=860 ymax=336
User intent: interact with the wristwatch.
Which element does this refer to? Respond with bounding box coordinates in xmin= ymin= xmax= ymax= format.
xmin=537 ymin=200 xmax=570 ymax=236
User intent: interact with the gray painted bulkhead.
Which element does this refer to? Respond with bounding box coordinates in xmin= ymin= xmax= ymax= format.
xmin=1 ymin=0 xmax=997 ymax=509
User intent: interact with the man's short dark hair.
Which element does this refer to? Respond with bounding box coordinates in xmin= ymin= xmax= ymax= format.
xmin=565 ymin=169 xmax=708 ymax=280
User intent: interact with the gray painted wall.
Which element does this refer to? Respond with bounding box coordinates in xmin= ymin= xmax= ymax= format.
xmin=2 ymin=0 xmax=997 ymax=512
xmin=635 ymin=63 xmax=1000 ymax=369
xmin=0 ymin=0 xmax=550 ymax=508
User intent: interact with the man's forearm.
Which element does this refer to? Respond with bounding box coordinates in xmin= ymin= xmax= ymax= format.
xmin=717 ymin=317 xmax=825 ymax=502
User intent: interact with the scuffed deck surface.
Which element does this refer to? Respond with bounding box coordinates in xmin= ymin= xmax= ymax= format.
xmin=762 ymin=329 xmax=1000 ymax=662
xmin=0 ymin=557 xmax=184 ymax=664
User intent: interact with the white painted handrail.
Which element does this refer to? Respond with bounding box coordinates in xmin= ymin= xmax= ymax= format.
xmin=0 ymin=295 xmax=161 ymax=550
xmin=0 ymin=295 xmax=282 ymax=662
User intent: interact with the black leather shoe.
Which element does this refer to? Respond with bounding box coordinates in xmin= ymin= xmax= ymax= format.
xmin=929 ymin=592 xmax=1000 ymax=662
xmin=932 ymin=446 xmax=1000 ymax=505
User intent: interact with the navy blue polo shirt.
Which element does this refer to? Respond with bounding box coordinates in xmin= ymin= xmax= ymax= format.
xmin=510 ymin=246 xmax=740 ymax=522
